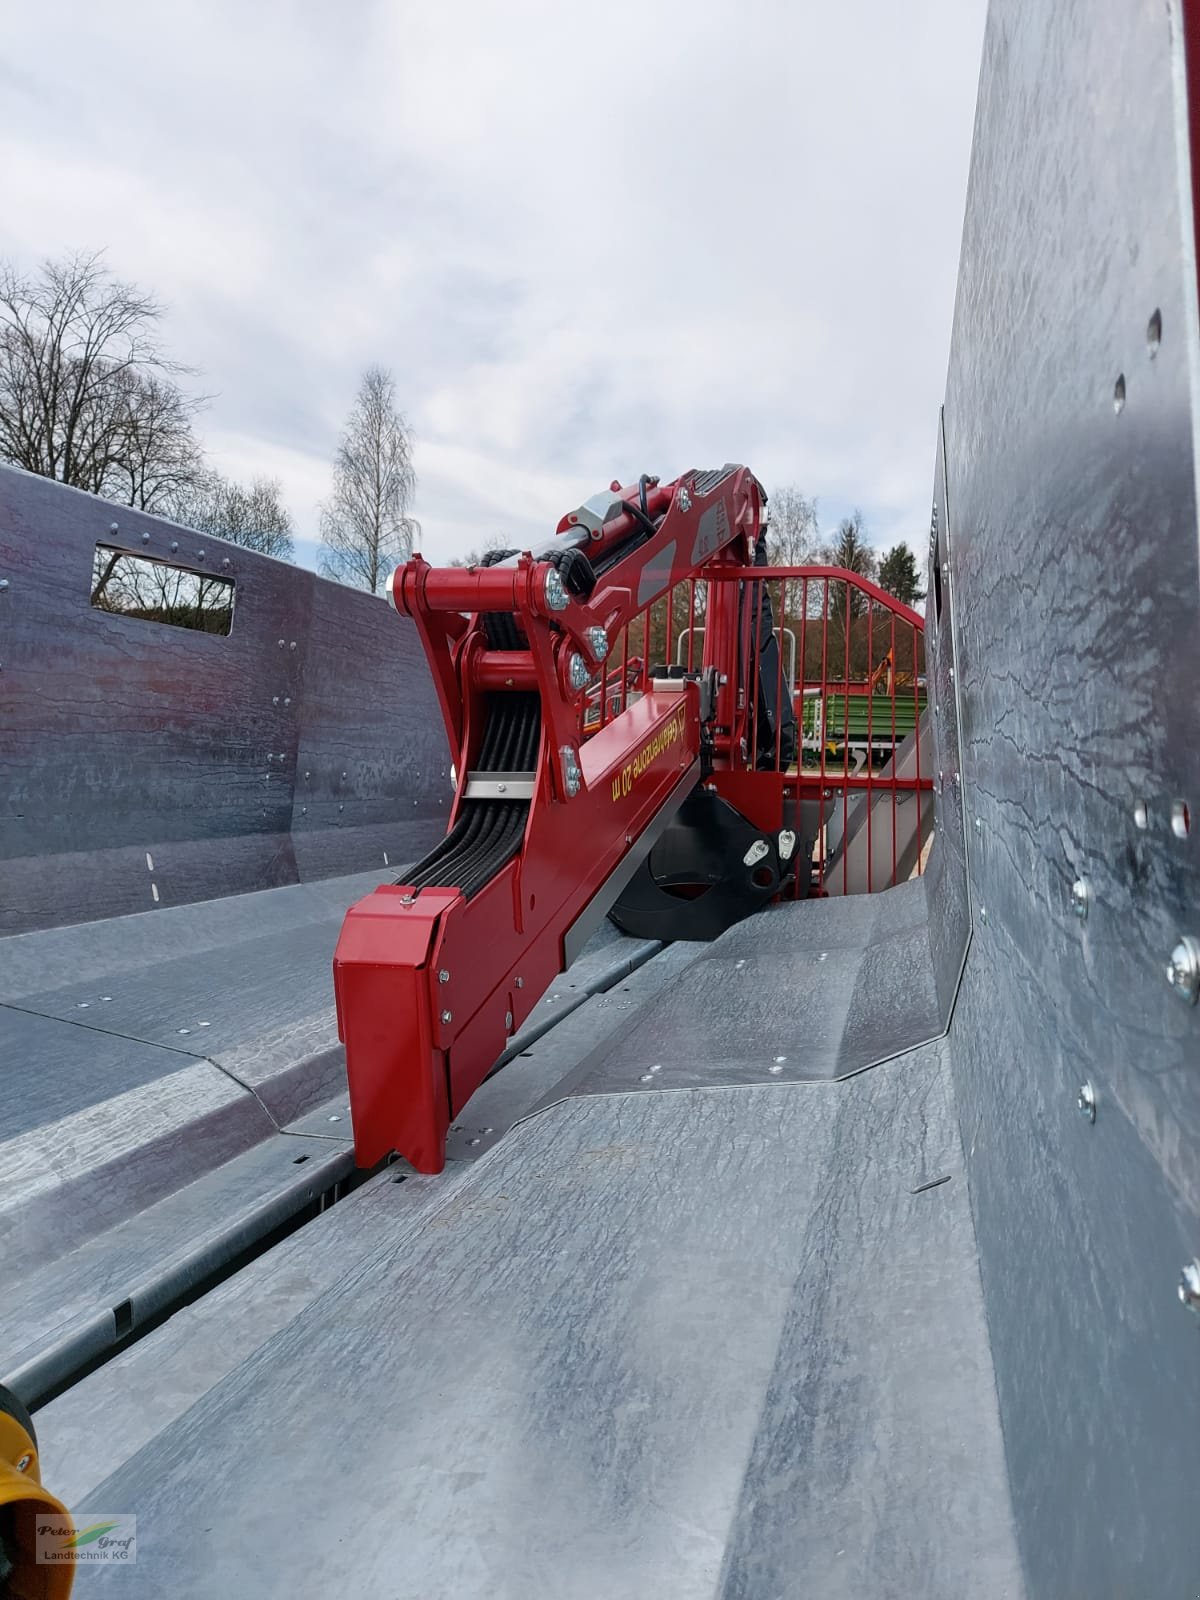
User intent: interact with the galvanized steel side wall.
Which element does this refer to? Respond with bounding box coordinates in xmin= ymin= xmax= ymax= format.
xmin=0 ymin=468 xmax=448 ymax=933
xmin=942 ymin=1 xmax=1200 ymax=1592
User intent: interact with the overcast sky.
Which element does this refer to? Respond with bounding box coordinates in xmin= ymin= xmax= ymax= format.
xmin=1 ymin=0 xmax=986 ymax=570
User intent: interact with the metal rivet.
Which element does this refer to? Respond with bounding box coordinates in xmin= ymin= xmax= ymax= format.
xmin=178 ymin=1027 xmax=190 ymax=1035
xmin=278 ymin=639 xmax=286 ymax=648
xmin=1071 ymin=878 xmax=1089 ymax=920
xmin=1077 ymin=1081 xmax=1096 ymax=1123
xmin=1179 ymin=1260 xmax=1200 ymax=1313
xmin=768 ymin=1063 xmax=783 ymax=1075
xmin=438 ymin=970 xmax=450 ymax=983
xmin=170 ymin=540 xmax=179 ymax=553
xmin=338 ymin=804 xmax=344 ymax=813
xmin=1133 ymin=799 xmax=1148 ymax=830
xmin=289 ymin=641 xmax=297 ymax=650
xmin=639 ymin=1073 xmax=654 ymax=1082
xmin=196 ymin=549 xmax=205 ymax=560
xmin=109 ymin=522 xmax=120 ymax=533
xmin=141 ymin=531 xmax=150 ymax=543
xmin=273 ymin=696 xmax=280 ymax=706
xmin=1171 ymin=800 xmax=1190 ymax=839
xmin=774 ymin=1055 xmax=787 ymax=1064
xmin=514 ymin=976 xmax=524 ymax=989
xmin=328 ymin=1114 xmax=341 ymax=1122
xmin=974 ymin=816 xmax=982 ymax=834
xmin=468 ymin=1136 xmax=481 ymax=1146
xmin=1166 ymin=936 xmax=1200 ymax=1004
xmin=222 ymin=558 xmax=231 ymax=569
xmin=0 ymin=579 xmax=8 ymax=591
xmin=980 ymin=907 xmax=988 ymax=925
xmin=441 ymin=1009 xmax=453 ymax=1024
xmin=1113 ymin=374 xmax=1126 ymax=414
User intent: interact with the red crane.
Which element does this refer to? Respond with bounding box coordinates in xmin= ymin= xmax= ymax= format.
xmin=333 ymin=467 xmax=805 ymax=1173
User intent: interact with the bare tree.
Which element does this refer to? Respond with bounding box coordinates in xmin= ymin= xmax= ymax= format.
xmin=448 ymin=535 xmax=510 ymax=568
xmin=169 ymin=472 xmax=294 ymax=559
xmin=764 ymin=485 xmax=820 ymax=566
xmin=0 ymin=251 xmax=206 ymax=507
xmin=319 ymin=367 xmax=419 ymax=593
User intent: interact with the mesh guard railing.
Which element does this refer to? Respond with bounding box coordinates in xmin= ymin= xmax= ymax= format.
xmin=579 ymin=565 xmax=932 ymax=896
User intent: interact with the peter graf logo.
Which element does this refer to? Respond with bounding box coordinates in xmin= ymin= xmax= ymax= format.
xmin=36 ymin=1513 xmax=137 ymax=1564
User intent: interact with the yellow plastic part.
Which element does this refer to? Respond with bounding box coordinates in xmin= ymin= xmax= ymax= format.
xmin=0 ymin=1409 xmax=74 ymax=1599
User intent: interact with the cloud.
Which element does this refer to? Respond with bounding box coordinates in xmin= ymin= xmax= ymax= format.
xmin=0 ymin=0 xmax=986 ymax=567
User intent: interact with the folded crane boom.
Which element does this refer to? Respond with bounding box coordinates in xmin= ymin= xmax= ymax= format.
xmin=333 ymin=466 xmax=777 ymax=1173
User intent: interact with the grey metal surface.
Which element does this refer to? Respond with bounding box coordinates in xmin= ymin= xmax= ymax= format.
xmin=940 ymin=0 xmax=1200 ymax=1592
xmin=0 ymin=466 xmax=447 ymax=934
xmin=922 ymin=413 xmax=972 ymax=1022
xmin=553 ymin=877 xmax=942 ymax=1096
xmin=35 ymin=1165 xmax=456 ymax=1510
xmin=0 ymin=861 xmax=660 ymax=1406
xmin=73 ymin=1045 xmax=1023 ymax=1599
xmin=1 ymin=1129 xmax=354 ymax=1406
xmin=824 ymin=718 xmax=937 ymax=895
xmin=35 ymin=943 xmax=693 ymax=1498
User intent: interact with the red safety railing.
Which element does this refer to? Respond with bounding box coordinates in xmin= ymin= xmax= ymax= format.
xmin=579 ymin=566 xmax=933 ymax=895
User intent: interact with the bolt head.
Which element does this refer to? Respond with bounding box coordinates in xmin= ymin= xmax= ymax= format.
xmin=440 ymin=1009 xmax=453 ymax=1024
xmin=568 ymin=651 xmax=589 ymax=691
xmin=1166 ymin=936 xmax=1200 ymax=1004
xmin=559 ymin=744 xmax=581 ymax=798
xmin=543 ymin=567 xmax=568 ymax=611
xmin=438 ymin=969 xmax=450 ymax=984
xmin=1071 ymin=878 xmax=1089 ymax=919
xmin=1077 ymin=1081 xmax=1096 ymax=1123
xmin=14 ymin=1452 xmax=32 ymax=1474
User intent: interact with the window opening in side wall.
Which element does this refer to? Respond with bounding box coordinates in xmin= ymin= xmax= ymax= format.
xmin=90 ymin=545 xmax=235 ymax=636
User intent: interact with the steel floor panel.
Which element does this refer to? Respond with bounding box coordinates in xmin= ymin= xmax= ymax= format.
xmin=0 ymin=871 xmax=661 ymax=1410
xmin=68 ymin=1043 xmax=1022 ymax=1599
xmin=1 ymin=1127 xmax=354 ymax=1404
xmin=34 ymin=945 xmax=695 ymax=1496
xmin=550 ymin=878 xmax=943 ymax=1099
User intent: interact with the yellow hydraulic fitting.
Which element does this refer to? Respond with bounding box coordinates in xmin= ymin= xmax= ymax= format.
xmin=0 ymin=1386 xmax=73 ymax=1598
